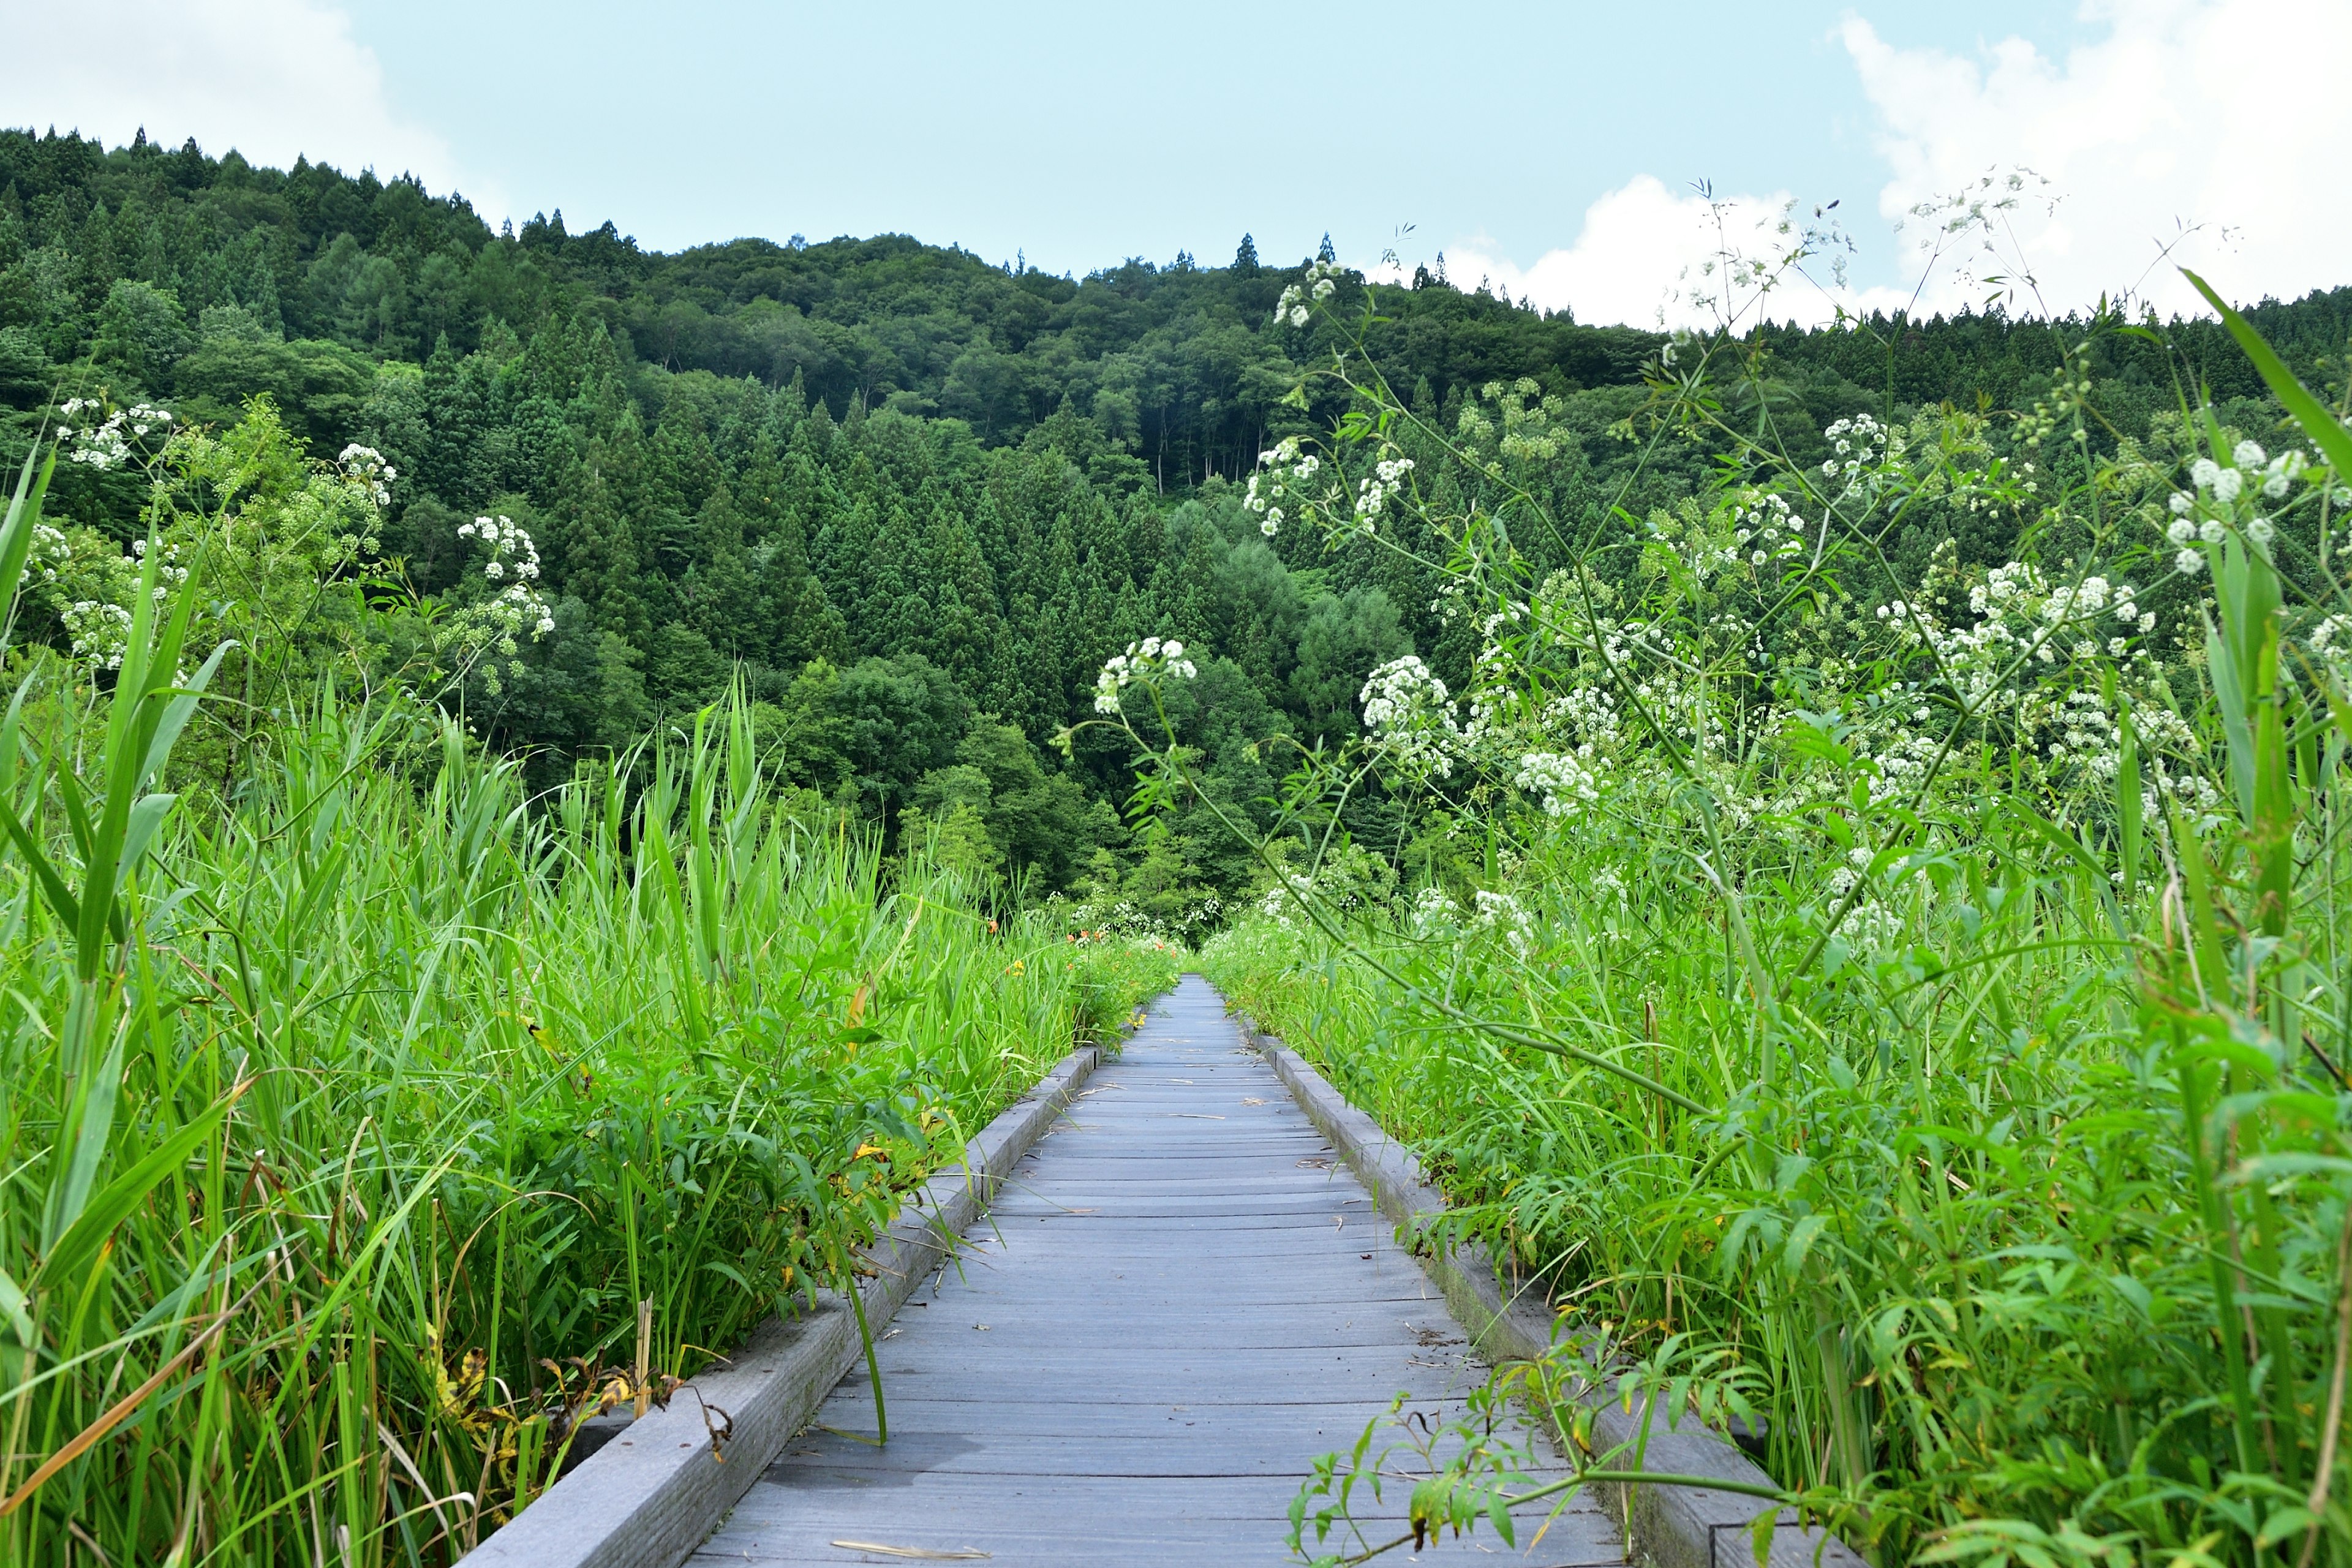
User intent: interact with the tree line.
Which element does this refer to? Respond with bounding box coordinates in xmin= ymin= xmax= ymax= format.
xmin=4 ymin=124 xmax=2347 ymax=915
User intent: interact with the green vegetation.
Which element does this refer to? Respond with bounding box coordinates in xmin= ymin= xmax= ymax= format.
xmin=1107 ymin=235 xmax=2352 ymax=1566
xmin=0 ymin=419 xmax=1177 ymax=1559
xmin=15 ymin=121 xmax=2352 ymax=1567
xmin=9 ymin=127 xmax=2352 ymax=927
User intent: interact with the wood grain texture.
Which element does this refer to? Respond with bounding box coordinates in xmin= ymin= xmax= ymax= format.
xmin=698 ymin=976 xmax=1623 ymax=1567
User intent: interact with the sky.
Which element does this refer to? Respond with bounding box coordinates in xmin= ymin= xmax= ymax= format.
xmin=4 ymin=0 xmax=2345 ymax=327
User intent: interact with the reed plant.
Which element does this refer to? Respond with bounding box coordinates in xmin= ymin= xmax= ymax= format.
xmin=0 ymin=432 xmax=1177 ymax=1564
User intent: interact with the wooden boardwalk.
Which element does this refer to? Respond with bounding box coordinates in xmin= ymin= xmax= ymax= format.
xmin=697 ymin=974 xmax=1626 ymax=1567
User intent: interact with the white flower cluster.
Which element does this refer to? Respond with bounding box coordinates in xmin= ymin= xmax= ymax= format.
xmin=1244 ymin=433 xmax=1412 ymax=540
xmin=337 ymin=443 xmax=398 ymax=508
xmin=1819 ymin=413 xmax=1893 ymax=484
xmin=1244 ymin=437 xmax=1320 ymax=538
xmin=1408 ymin=886 xmax=1460 ymax=938
xmin=1257 ymin=869 xmax=1316 ymax=927
xmin=27 ymin=519 xmax=191 ymax=671
xmin=1050 ymin=891 xmax=1223 ymax=943
xmin=1352 ymin=451 xmax=1415 ymax=533
xmin=2189 ymin=455 xmax=2239 ymax=504
xmin=1957 ymin=567 xmax=2101 ymax=654
xmin=1471 ymin=889 xmax=1533 ymax=956
xmin=459 ymin=514 xmax=545 ymax=591
xmin=2021 ymin=683 xmax=2220 ymax=834
xmin=1253 ymin=843 xmax=1395 ymax=929
xmin=1536 ymin=682 xmax=1624 ymax=755
xmin=453 ymin=516 xmax=554 ymax=694
xmin=2297 ymin=612 xmax=2352 ymax=693
xmin=1513 ymin=750 xmax=1600 ymax=816
xmin=1092 ymin=635 xmax=1197 ymax=715
xmin=2309 ymin=614 xmax=2352 ymax=663
xmin=1359 ymin=654 xmax=1462 ymax=779
xmin=56 ymin=398 xmax=173 ymax=472
xmin=1274 ymin=259 xmax=1344 ymax=328
xmin=2036 ymin=575 xmax=2143 ymax=634
xmin=130 ymin=535 xmax=192 ymax=605
xmin=59 ymin=599 xmax=134 ymax=669
xmin=2167 ymin=441 xmax=2312 ymax=573
xmin=31 ymin=523 xmax=68 ymax=585
xmin=1943 ymin=565 xmax=2152 ymax=667
xmin=1733 ymin=489 xmax=1810 ymax=567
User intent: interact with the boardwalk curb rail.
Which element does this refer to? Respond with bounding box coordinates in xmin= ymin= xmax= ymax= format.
xmin=459 ymin=1042 xmax=1104 ymax=1568
xmin=1240 ymin=1014 xmax=1866 ymax=1568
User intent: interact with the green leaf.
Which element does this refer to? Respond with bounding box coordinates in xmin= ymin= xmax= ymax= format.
xmin=1783 ymin=1212 xmax=1830 ymax=1273
xmin=2256 ymin=1507 xmax=2318 ymax=1549
xmin=114 ymin=794 xmax=176 ymax=892
xmin=41 ymin=1085 xmax=243 ymax=1291
xmin=0 ymin=799 xmax=80 ymax=938
xmin=0 ymin=444 xmax=55 ymax=645
xmin=2116 ymin=702 xmax=2141 ymax=905
xmin=0 ymin=1267 xmax=29 ymax=1346
xmin=1487 ymin=1489 xmax=1515 ymax=1547
xmin=134 ymin=635 xmax=230 ymax=802
xmin=52 ymin=1027 xmax=126 ymax=1254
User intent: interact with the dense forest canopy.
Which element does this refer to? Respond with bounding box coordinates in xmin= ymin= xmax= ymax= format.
xmin=7 ymin=124 xmax=2350 ymax=912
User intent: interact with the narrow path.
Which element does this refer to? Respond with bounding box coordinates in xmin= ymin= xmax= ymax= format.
xmin=698 ymin=974 xmax=1626 ymax=1566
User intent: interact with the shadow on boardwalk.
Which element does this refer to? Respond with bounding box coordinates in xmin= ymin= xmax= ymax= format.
xmin=697 ymin=974 xmax=1625 ymax=1567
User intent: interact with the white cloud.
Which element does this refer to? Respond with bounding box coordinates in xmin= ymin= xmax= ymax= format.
xmin=0 ymin=0 xmax=500 ymax=217
xmin=1408 ymin=1 xmax=2348 ymax=330
xmin=1844 ymin=0 xmax=2351 ymax=317
xmin=1406 ymin=176 xmax=1901 ymax=330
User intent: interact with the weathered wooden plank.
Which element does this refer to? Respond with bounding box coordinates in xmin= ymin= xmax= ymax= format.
xmin=797 ymin=1393 xmax=1480 ymax=1434
xmin=989 ymin=1175 xmax=1370 ymax=1196
xmin=869 ymin=1308 xmax=1463 ymax=1346
xmin=859 ymin=1370 xmax=1482 ymax=1406
xmin=696 ymin=1494 xmax=1623 ymax=1567
xmin=730 ymin=1468 xmax=1614 ymax=1513
xmin=726 ymin=1428 xmax=1478 ymax=1476
xmin=892 ymin=1277 xmax=1447 ymax=1308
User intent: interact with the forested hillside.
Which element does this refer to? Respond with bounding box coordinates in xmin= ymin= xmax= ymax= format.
xmin=7 ymin=124 xmax=2350 ymax=912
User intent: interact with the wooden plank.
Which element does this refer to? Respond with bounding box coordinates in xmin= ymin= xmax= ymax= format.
xmin=880 ymin=1310 xmax=1455 ymax=1337
xmin=698 ymin=1488 xmax=1623 ymax=1567
xmin=796 ymin=1395 xmax=1483 ymax=1436
xmin=730 ymin=1469 xmax=1613 ymax=1512
xmin=894 ymin=1277 xmax=1447 ymax=1308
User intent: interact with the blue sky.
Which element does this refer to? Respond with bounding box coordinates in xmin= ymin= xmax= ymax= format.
xmin=12 ymin=1 xmax=2344 ymax=323
xmin=330 ymin=0 xmax=2097 ymax=275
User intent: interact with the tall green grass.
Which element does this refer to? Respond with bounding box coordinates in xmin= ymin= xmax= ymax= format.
xmin=0 ymin=443 xmax=1177 ymax=1563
